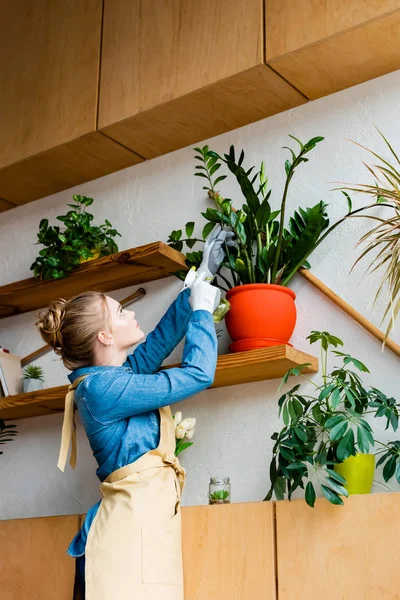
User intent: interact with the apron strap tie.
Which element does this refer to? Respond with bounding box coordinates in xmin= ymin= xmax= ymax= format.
xmin=57 ymin=375 xmax=88 ymax=472
xmin=163 ymin=451 xmax=186 ymax=495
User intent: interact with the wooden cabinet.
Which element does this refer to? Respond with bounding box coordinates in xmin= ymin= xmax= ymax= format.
xmin=0 ymin=515 xmax=80 ymax=600
xmin=276 ymin=492 xmax=400 ymax=599
xmin=0 ymin=0 xmax=141 ymax=206
xmin=265 ymin=0 xmax=400 ymax=99
xmin=2 ymin=1 xmax=400 ymax=208
xmin=182 ymin=502 xmax=277 ymax=599
xmin=98 ymin=0 xmax=306 ymax=159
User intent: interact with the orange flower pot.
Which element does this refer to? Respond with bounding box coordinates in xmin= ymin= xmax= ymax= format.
xmin=225 ymin=284 xmax=297 ymax=352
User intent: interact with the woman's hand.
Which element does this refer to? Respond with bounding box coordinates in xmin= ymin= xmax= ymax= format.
xmin=189 ymin=280 xmax=221 ymax=314
xmin=197 ymin=225 xmax=235 ymax=282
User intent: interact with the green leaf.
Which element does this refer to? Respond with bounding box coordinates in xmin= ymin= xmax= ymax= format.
xmin=383 ymin=455 xmax=396 ymax=482
xmin=305 ymin=482 xmax=316 ymax=507
xmin=285 ymin=160 xmax=292 ymax=176
xmin=357 ymin=425 xmax=370 ymax=454
xmin=202 ymin=222 xmax=215 ymax=240
xmin=214 ymin=175 xmax=227 ymax=186
xmin=329 ymin=420 xmax=348 ymax=442
xmin=331 ymin=388 xmax=341 ymax=409
xmin=185 ymin=222 xmax=195 ymax=238
xmin=325 ymin=476 xmax=348 ymax=498
xmin=321 ymin=484 xmax=344 ymax=506
xmin=326 ymin=469 xmax=347 ymax=486
xmin=336 ymin=429 xmax=355 ymax=461
xmin=395 ymin=461 xmax=400 ymax=484
xmin=274 ymin=477 xmax=286 ymax=500
xmin=294 ymin=426 xmax=307 ymax=442
xmin=325 ymin=415 xmax=345 ymax=429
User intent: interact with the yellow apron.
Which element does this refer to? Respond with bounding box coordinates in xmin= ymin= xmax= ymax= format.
xmin=58 ymin=376 xmax=186 ymax=600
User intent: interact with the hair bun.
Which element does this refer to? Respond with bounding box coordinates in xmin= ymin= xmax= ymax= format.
xmin=36 ymin=299 xmax=67 ymax=352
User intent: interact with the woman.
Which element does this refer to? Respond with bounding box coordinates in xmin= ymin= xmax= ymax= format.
xmin=36 ymin=227 xmax=231 ymax=600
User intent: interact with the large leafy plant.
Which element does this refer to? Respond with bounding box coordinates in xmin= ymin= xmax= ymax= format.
xmin=31 ymin=195 xmax=121 ymax=280
xmin=0 ymin=419 xmax=18 ymax=456
xmin=343 ymin=131 xmax=400 ymax=339
xmin=266 ymin=331 xmax=400 ymax=507
xmin=168 ymin=136 xmax=381 ymax=291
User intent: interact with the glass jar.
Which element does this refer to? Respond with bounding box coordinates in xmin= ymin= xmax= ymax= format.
xmin=209 ymin=476 xmax=231 ymax=505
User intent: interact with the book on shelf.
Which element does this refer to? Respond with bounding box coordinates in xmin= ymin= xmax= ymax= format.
xmin=0 ymin=351 xmax=22 ymax=396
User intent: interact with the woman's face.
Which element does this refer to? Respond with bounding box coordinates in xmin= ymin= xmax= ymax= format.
xmin=105 ymin=296 xmax=145 ymax=350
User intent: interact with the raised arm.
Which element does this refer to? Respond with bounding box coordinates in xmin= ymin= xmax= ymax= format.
xmin=81 ymin=309 xmax=217 ymax=423
xmin=124 ymin=288 xmax=192 ymax=375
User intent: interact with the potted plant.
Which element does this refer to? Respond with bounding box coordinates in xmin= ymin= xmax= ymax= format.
xmin=342 ymin=131 xmax=400 ymax=340
xmin=265 ymin=331 xmax=400 ymax=507
xmin=0 ymin=419 xmax=18 ymax=455
xmin=23 ymin=365 xmax=45 ymax=393
xmin=168 ymin=137 xmax=385 ymax=351
xmin=30 ymin=194 xmax=121 ymax=280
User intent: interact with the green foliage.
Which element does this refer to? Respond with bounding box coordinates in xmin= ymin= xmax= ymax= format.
xmin=23 ymin=365 xmax=44 ymax=381
xmin=0 ymin=419 xmax=18 ymax=456
xmin=30 ymin=195 xmax=121 ymax=280
xmin=210 ymin=490 xmax=230 ymax=501
xmin=265 ymin=330 xmax=400 ymax=507
xmin=167 ymin=137 xmax=381 ymax=291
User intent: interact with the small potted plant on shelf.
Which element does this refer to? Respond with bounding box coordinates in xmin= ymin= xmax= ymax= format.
xmin=168 ymin=137 xmax=388 ymax=352
xmin=342 ymin=131 xmax=400 ymax=341
xmin=22 ymin=365 xmax=45 ymax=393
xmin=30 ymin=194 xmax=121 ymax=281
xmin=0 ymin=419 xmax=18 ymax=455
xmin=265 ymin=331 xmax=400 ymax=507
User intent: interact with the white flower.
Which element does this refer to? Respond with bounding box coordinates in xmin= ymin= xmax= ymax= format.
xmin=185 ymin=429 xmax=195 ymax=440
xmin=175 ymin=424 xmax=186 ymax=439
xmin=180 ymin=417 xmax=196 ymax=432
xmin=173 ymin=411 xmax=182 ymax=427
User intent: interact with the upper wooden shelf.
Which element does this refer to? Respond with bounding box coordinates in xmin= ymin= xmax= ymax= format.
xmin=0 ymin=242 xmax=187 ymax=319
xmin=0 ymin=346 xmax=318 ymax=420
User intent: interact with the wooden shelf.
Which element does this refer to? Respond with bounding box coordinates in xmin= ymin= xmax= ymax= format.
xmin=0 ymin=346 xmax=318 ymax=420
xmin=0 ymin=242 xmax=187 ymax=319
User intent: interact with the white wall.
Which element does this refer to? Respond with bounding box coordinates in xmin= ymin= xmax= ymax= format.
xmin=1 ymin=70 xmax=400 ymax=519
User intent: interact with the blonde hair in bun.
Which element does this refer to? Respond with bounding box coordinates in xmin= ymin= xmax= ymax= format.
xmin=36 ymin=291 xmax=110 ymax=370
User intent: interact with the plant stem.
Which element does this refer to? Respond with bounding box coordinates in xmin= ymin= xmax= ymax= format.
xmin=271 ymin=173 xmax=292 ymax=283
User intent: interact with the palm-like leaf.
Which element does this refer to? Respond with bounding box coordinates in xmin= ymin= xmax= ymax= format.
xmin=343 ymin=132 xmax=400 ymax=339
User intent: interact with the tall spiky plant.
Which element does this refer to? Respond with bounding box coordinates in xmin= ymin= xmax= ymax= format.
xmin=344 ymin=131 xmax=400 ymax=340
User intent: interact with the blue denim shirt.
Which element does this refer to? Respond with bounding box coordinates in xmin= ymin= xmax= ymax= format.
xmin=67 ymin=288 xmax=217 ymax=557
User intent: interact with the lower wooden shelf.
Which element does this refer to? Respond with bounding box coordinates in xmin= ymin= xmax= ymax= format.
xmin=0 ymin=346 xmax=318 ymax=420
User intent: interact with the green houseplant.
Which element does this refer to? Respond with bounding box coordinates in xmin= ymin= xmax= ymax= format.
xmin=0 ymin=419 xmax=18 ymax=455
xmin=23 ymin=365 xmax=45 ymax=393
xmin=266 ymin=331 xmax=400 ymax=507
xmin=343 ymin=131 xmax=400 ymax=340
xmin=31 ymin=194 xmax=121 ymax=280
xmin=168 ymin=136 xmax=384 ymax=351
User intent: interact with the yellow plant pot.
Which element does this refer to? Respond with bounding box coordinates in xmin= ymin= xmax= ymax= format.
xmin=79 ymin=250 xmax=101 ymax=264
xmin=334 ymin=453 xmax=375 ymax=495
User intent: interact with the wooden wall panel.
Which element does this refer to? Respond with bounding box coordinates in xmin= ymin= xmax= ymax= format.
xmin=0 ymin=131 xmax=142 ymax=205
xmin=276 ymin=493 xmax=400 ymax=599
xmin=0 ymin=515 xmax=80 ymax=600
xmin=99 ymin=0 xmax=264 ymax=125
xmin=266 ymin=0 xmax=400 ymax=58
xmin=0 ymin=0 xmax=141 ymax=206
xmin=266 ymin=2 xmax=400 ymax=99
xmin=181 ymin=502 xmax=276 ymax=600
xmin=0 ymin=198 xmax=16 ymax=213
xmin=100 ymin=64 xmax=306 ymax=159
xmin=0 ymin=0 xmax=101 ymax=169
xmin=99 ymin=0 xmax=306 ymax=159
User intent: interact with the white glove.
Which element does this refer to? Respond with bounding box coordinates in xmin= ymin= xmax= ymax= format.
xmin=190 ymin=279 xmax=221 ymax=314
xmin=197 ymin=224 xmax=236 ymax=282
